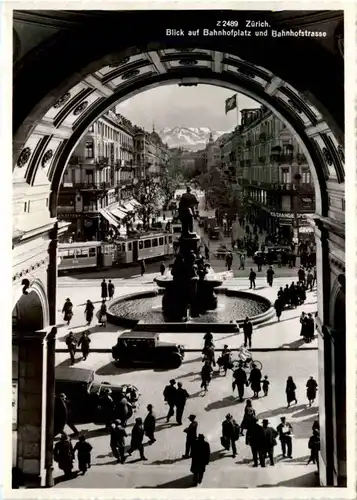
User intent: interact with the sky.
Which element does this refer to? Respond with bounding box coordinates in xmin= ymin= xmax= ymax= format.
xmin=116 ymin=84 xmax=259 ymax=132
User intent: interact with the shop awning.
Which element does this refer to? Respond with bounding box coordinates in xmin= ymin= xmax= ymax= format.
xmin=99 ymin=209 xmax=119 ymax=227
xmin=111 ymin=207 xmax=127 ymax=219
xmin=120 ymin=198 xmax=142 ymax=212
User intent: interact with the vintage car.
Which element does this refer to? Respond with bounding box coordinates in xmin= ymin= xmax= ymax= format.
xmin=112 ymin=331 xmax=185 ymax=369
xmin=55 ymin=366 xmax=140 ymax=425
xmin=253 ymin=246 xmax=291 ymax=265
xmin=208 ymin=226 xmax=221 ymax=240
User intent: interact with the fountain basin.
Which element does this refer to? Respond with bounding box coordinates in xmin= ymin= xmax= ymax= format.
xmin=107 ymin=288 xmax=273 ymax=328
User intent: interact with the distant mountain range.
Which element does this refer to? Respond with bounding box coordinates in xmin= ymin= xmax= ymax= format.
xmin=158 ymin=127 xmax=228 ymax=151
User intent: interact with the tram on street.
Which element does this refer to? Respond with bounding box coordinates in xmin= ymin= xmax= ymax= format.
xmin=58 ymin=241 xmax=115 ymax=272
xmin=115 ymin=232 xmax=174 ymax=264
xmin=58 ymin=232 xmax=174 ymax=272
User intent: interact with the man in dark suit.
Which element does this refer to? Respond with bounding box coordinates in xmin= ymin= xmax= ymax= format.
xmin=261 ymin=419 xmax=278 ymax=466
xmin=277 ymin=416 xmax=293 ymax=458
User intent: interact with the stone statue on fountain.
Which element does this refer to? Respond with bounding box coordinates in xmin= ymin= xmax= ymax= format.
xmin=178 ymin=186 xmax=199 ymax=238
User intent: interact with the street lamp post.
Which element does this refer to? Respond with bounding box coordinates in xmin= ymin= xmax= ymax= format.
xmin=293 ymin=173 xmax=302 ymax=248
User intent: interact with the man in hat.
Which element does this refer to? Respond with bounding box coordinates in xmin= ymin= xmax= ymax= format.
xmin=261 ymin=419 xmax=278 ymax=467
xmin=221 ymin=414 xmax=240 ymax=458
xmin=127 ymin=417 xmax=147 ymax=461
xmin=163 ymin=379 xmax=177 ymax=423
xmin=175 ymin=382 xmax=190 ymax=425
xmin=110 ymin=420 xmax=127 ymax=464
xmin=182 ymin=414 xmax=198 ymax=459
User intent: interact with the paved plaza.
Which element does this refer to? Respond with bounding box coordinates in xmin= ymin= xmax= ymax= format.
xmin=53 ymin=266 xmax=320 ymax=488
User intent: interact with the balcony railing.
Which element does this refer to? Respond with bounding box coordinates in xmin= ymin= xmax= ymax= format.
xmin=75 ymin=182 xmax=113 ymax=190
xmin=95 ymin=156 xmax=109 ymax=168
xmin=68 ymin=155 xmax=95 ymax=165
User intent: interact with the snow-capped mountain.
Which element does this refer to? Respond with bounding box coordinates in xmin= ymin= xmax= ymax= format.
xmin=158 ymin=127 xmax=227 ymax=151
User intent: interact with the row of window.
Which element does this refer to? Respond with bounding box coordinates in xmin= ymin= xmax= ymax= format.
xmin=117 ymin=235 xmax=173 ymax=252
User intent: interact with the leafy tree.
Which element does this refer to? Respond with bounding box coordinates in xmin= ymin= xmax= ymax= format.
xmin=160 ymin=163 xmax=184 ymax=208
xmin=133 ymin=176 xmax=163 ymax=229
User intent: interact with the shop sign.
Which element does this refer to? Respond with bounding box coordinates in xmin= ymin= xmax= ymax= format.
xmin=270 ymin=212 xmax=308 ymax=219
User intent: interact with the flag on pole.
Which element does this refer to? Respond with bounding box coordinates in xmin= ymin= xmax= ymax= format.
xmin=225 ymin=94 xmax=237 ymax=114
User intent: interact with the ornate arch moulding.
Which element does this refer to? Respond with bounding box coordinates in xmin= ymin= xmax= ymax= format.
xmin=13 ymin=47 xmax=343 ymax=223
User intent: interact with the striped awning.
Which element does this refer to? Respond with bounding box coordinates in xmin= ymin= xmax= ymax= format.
xmin=111 ymin=207 xmax=127 ymax=219
xmin=99 ymin=209 xmax=119 ymax=227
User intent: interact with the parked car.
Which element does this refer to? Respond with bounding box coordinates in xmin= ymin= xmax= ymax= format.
xmin=55 ymin=366 xmax=140 ymax=424
xmin=208 ymin=226 xmax=221 ymax=240
xmin=112 ymin=331 xmax=185 ymax=369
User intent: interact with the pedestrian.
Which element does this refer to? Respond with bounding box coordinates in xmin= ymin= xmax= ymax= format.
xmin=163 ymin=379 xmax=177 ymax=422
xmin=159 ymin=261 xmax=166 ymax=276
xmin=277 ymin=416 xmax=293 ymax=458
xmin=202 ymin=342 xmax=216 ymax=367
xmin=54 ymin=433 xmax=74 ymax=478
xmin=312 ymin=266 xmax=317 ymax=288
xmin=274 ymin=298 xmax=283 ymax=322
xmin=176 ymin=382 xmax=190 ymax=425
xmin=200 ymin=360 xmax=213 ymax=393
xmin=203 ymin=331 xmax=213 ymax=348
xmin=101 ymin=279 xmax=108 ymax=300
xmin=225 ymin=251 xmax=233 ymax=271
xmin=204 ymin=245 xmax=210 ymax=260
xmin=298 ymin=266 xmax=306 ymax=285
xmin=221 ymin=413 xmax=240 ymax=458
xmin=144 ymin=404 xmax=156 ymax=444
xmin=58 ymin=393 xmax=79 ymax=435
xmin=243 ymin=317 xmax=253 ymax=348
xmin=98 ymin=300 xmax=107 ymax=327
xmin=127 ymin=417 xmax=147 ymax=461
xmin=262 ymin=375 xmax=270 ymax=397
xmin=307 ymin=429 xmax=320 ymax=467
xmin=261 ymin=419 xmax=278 ymax=466
xmin=246 ymin=420 xmax=264 ymax=467
xmin=190 ymin=434 xmax=210 ymax=486
xmin=108 ymin=280 xmax=115 ymax=299
xmin=249 ymin=363 xmax=262 ymax=398
xmin=286 ymin=375 xmax=298 ymax=408
xmin=306 ymin=270 xmax=314 ymax=291
xmin=99 ymin=388 xmax=115 ymax=428
xmin=240 ymin=399 xmax=257 ymax=439
xmin=266 ymin=265 xmax=274 ymax=286
xmin=218 ymin=345 xmax=232 ymax=375
xmin=182 ymin=414 xmax=198 ymax=458
xmin=78 ymin=331 xmax=91 ymax=361
xmin=306 ymin=376 xmax=318 ymax=406
xmin=140 ymin=259 xmax=146 ymax=276
xmin=306 ymin=313 xmax=315 ymax=342
xmin=84 ymin=299 xmax=95 ymax=326
xmin=116 ymin=391 xmax=133 ymax=427
xmin=239 ymin=252 xmax=245 ymax=270
xmin=73 ymin=435 xmax=92 ymax=474
xmin=65 ymin=332 xmax=77 ymax=365
xmin=110 ymin=421 xmax=127 ymax=464
xmin=62 ymin=298 xmax=74 ymax=325
xmin=249 ymin=268 xmax=256 ymax=289
xmin=232 ymin=361 xmax=248 ymax=401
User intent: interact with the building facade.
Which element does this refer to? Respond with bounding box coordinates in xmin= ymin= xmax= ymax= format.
xmin=237 ymin=106 xmax=315 ymax=242
xmin=134 ymin=126 xmax=170 ymax=180
xmin=57 ymin=110 xmax=136 ymax=241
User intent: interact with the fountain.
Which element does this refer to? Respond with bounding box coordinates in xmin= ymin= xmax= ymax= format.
xmin=107 ymin=187 xmax=274 ymax=330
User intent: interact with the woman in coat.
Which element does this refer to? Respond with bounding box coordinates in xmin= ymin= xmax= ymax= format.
xmin=190 ymin=434 xmax=210 ymax=486
xmin=306 ymin=376 xmax=318 ymax=406
xmin=240 ymin=399 xmax=257 ymax=442
xmin=98 ymin=300 xmax=107 ymax=327
xmin=201 ymin=361 xmax=213 ymax=393
xmin=53 ymin=434 xmax=74 ymax=478
xmin=62 ymin=298 xmax=73 ymax=325
xmin=78 ymin=331 xmax=91 ymax=361
xmin=84 ymin=300 xmax=95 ymax=326
xmin=286 ymin=376 xmax=297 ymax=408
xmin=274 ymin=298 xmax=283 ymax=322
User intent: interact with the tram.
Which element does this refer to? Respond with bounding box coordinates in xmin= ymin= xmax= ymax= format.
xmin=115 ymin=232 xmax=174 ymax=265
xmin=58 ymin=232 xmax=174 ymax=272
xmin=58 ymin=241 xmax=115 ymax=272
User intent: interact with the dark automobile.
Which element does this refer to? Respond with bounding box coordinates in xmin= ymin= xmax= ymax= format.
xmin=253 ymin=246 xmax=291 ymax=264
xmin=208 ymin=226 xmax=221 ymax=240
xmin=112 ymin=331 xmax=185 ymax=369
xmin=55 ymin=366 xmax=140 ymax=425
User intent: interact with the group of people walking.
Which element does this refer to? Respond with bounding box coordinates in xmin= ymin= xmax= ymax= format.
xmin=274 ymin=280 xmax=310 ymax=321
